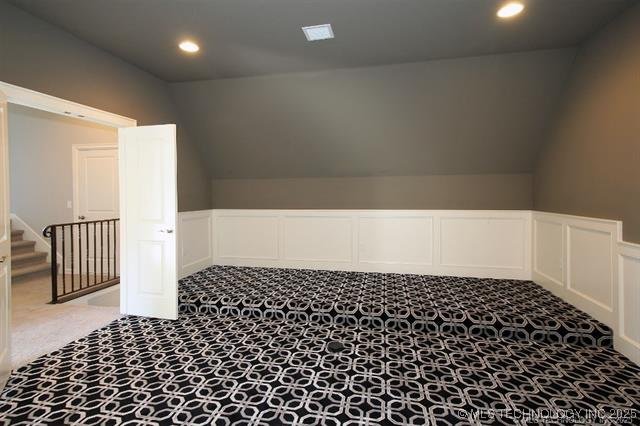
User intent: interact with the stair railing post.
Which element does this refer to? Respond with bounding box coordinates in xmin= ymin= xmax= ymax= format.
xmin=50 ymin=226 xmax=58 ymax=304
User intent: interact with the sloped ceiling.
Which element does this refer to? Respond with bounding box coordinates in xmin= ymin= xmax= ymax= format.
xmin=8 ymin=0 xmax=635 ymax=179
xmin=8 ymin=0 xmax=635 ymax=82
xmin=170 ymin=49 xmax=576 ymax=178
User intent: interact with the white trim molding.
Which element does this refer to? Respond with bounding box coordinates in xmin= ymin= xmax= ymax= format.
xmin=616 ymin=241 xmax=640 ymax=364
xmin=209 ymin=210 xmax=532 ymax=280
xmin=177 ymin=211 xmax=214 ymax=279
xmin=0 ymin=81 xmax=136 ymax=128
xmin=533 ymin=211 xmax=639 ymax=364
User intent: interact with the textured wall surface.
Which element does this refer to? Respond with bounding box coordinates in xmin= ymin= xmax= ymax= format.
xmin=534 ymin=4 xmax=640 ymax=243
xmin=211 ymin=174 xmax=533 ymax=210
xmin=0 ymin=1 xmax=211 ymax=211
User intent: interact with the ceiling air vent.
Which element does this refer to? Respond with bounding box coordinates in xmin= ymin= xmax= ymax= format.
xmin=302 ymin=24 xmax=334 ymax=41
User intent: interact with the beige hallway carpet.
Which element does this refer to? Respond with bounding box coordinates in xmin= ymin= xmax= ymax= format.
xmin=11 ymin=275 xmax=121 ymax=369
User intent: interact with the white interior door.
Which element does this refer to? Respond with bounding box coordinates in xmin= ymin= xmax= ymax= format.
xmin=119 ymin=124 xmax=177 ymax=319
xmin=72 ymin=145 xmax=120 ymax=276
xmin=74 ymin=145 xmax=119 ymax=222
xmin=0 ymin=92 xmax=11 ymax=388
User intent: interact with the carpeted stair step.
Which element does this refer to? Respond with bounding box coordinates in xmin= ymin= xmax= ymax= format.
xmin=12 ymin=262 xmax=51 ymax=279
xmin=11 ymin=229 xmax=24 ymax=241
xmin=11 ymin=239 xmax=36 ymax=255
xmin=12 ymin=251 xmax=48 ymax=268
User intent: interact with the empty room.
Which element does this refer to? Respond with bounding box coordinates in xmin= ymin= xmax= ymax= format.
xmin=0 ymin=0 xmax=639 ymax=425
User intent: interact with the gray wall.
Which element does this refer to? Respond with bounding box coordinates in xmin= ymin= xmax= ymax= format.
xmin=171 ymin=49 xmax=576 ymax=211
xmin=170 ymin=48 xmax=576 ymax=180
xmin=212 ymin=174 xmax=532 ymax=210
xmin=0 ymin=0 xmax=211 ymax=211
xmin=9 ymin=104 xmax=117 ymax=233
xmin=534 ymin=4 xmax=640 ymax=243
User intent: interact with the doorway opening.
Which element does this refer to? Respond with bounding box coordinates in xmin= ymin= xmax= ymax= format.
xmin=7 ymin=103 xmax=121 ymax=368
xmin=1 ymin=81 xmax=178 ymax=391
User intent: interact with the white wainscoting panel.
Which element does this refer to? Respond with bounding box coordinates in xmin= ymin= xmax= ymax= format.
xmin=617 ymin=242 xmax=640 ymax=364
xmin=283 ymin=216 xmax=353 ymax=263
xmin=358 ymin=216 xmax=433 ymax=266
xmin=532 ymin=211 xmax=640 ymax=365
xmin=533 ymin=219 xmax=564 ymax=288
xmin=217 ymin=214 xmax=279 ymax=261
xmin=567 ymin=225 xmax=614 ymax=313
xmin=211 ymin=210 xmax=531 ymax=280
xmin=440 ymin=216 xmax=526 ymax=270
xmin=177 ymin=211 xmax=213 ymax=278
xmin=532 ymin=212 xmax=619 ymax=328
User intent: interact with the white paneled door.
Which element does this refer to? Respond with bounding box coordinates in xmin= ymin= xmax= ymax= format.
xmin=119 ymin=125 xmax=177 ymax=320
xmin=73 ymin=145 xmax=119 ymax=222
xmin=73 ymin=145 xmax=120 ymax=274
xmin=0 ymin=92 xmax=11 ymax=389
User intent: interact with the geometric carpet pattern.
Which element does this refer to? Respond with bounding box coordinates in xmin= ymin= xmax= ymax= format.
xmin=179 ymin=266 xmax=614 ymax=348
xmin=1 ymin=313 xmax=639 ymax=425
xmin=1 ymin=266 xmax=637 ymax=425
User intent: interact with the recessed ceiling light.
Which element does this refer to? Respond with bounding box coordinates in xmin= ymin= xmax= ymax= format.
xmin=497 ymin=2 xmax=525 ymax=19
xmin=302 ymin=24 xmax=334 ymax=41
xmin=179 ymin=40 xmax=200 ymax=53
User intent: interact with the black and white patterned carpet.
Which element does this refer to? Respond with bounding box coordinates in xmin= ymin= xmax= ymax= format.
xmin=1 ymin=266 xmax=639 ymax=425
xmin=179 ymin=266 xmax=613 ymax=348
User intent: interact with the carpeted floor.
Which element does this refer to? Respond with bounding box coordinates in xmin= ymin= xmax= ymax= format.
xmin=179 ymin=266 xmax=613 ymax=347
xmin=1 ymin=266 xmax=639 ymax=425
xmin=10 ymin=274 xmax=121 ymax=369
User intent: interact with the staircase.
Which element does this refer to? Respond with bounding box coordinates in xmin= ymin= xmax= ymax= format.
xmin=11 ymin=224 xmax=51 ymax=280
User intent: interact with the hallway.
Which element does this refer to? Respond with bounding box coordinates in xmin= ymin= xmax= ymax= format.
xmin=11 ymin=274 xmax=120 ymax=369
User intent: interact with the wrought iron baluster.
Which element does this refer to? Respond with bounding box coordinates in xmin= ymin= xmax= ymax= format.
xmin=44 ymin=218 xmax=120 ymax=303
xmin=61 ymin=225 xmax=66 ymax=296
xmin=107 ymin=221 xmax=111 ymax=281
xmin=85 ymin=222 xmax=89 ymax=286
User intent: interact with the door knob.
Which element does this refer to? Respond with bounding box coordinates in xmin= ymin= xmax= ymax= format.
xmin=0 ymin=255 xmax=8 ymax=263
xmin=78 ymin=215 xmax=86 ymax=220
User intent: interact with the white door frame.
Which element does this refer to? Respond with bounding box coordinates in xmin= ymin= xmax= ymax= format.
xmin=0 ymin=82 xmax=135 ymax=128
xmin=0 ymin=81 xmax=137 ymax=384
xmin=72 ymin=143 xmax=120 ymax=223
xmin=0 ymin=89 xmax=11 ymax=389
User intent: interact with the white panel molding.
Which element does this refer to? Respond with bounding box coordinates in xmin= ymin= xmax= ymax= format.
xmin=209 ymin=210 xmax=532 ymax=280
xmin=439 ymin=216 xmax=527 ymax=270
xmin=177 ymin=211 xmax=213 ymax=279
xmin=532 ymin=211 xmax=640 ymax=365
xmin=282 ymin=215 xmax=353 ymax=263
xmin=532 ymin=212 xmax=619 ymax=327
xmin=566 ymin=224 xmax=615 ymax=315
xmin=532 ymin=218 xmax=564 ymax=290
xmin=358 ymin=215 xmax=433 ymax=266
xmin=216 ymin=214 xmax=279 ymax=261
xmin=617 ymin=241 xmax=640 ymax=365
